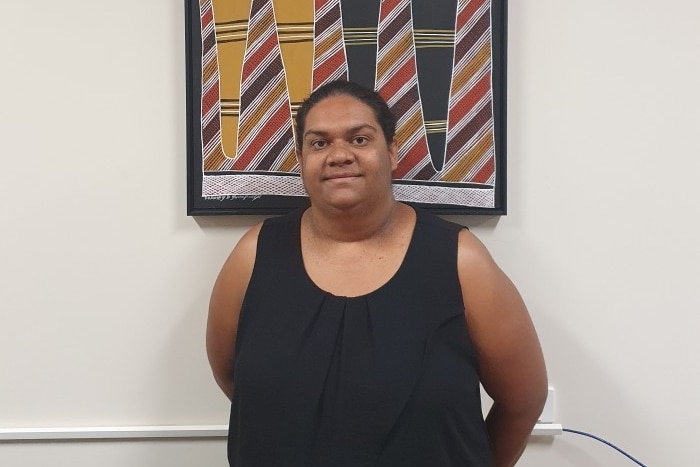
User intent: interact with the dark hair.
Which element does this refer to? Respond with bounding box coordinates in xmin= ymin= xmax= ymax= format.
xmin=294 ymin=80 xmax=397 ymax=152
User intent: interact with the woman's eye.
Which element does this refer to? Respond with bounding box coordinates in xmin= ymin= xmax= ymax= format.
xmin=311 ymin=140 xmax=327 ymax=149
xmin=353 ymin=136 xmax=368 ymax=145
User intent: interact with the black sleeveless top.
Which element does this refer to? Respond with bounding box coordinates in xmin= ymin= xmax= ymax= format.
xmin=228 ymin=207 xmax=492 ymax=466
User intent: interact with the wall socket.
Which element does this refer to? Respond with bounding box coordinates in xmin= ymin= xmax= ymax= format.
xmin=538 ymin=386 xmax=556 ymax=423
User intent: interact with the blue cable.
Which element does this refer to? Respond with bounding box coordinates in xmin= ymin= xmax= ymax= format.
xmin=562 ymin=428 xmax=647 ymax=467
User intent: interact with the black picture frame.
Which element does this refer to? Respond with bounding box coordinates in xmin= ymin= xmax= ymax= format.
xmin=186 ymin=0 xmax=507 ymax=216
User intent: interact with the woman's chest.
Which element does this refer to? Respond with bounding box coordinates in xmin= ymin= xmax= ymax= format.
xmin=302 ymin=240 xmax=409 ymax=297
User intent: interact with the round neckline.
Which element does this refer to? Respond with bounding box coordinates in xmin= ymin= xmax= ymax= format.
xmin=296 ymin=207 xmax=419 ymax=299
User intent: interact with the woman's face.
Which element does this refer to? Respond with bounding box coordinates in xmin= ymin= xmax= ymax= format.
xmin=298 ymin=94 xmax=398 ymax=211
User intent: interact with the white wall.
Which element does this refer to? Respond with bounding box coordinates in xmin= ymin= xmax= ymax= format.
xmin=0 ymin=0 xmax=697 ymax=466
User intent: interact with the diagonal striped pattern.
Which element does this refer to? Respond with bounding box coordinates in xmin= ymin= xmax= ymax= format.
xmin=312 ymin=0 xmax=348 ymax=89
xmin=440 ymin=0 xmax=495 ymax=184
xmin=235 ymin=0 xmax=298 ymax=173
xmin=376 ymin=0 xmax=435 ymax=180
xmin=199 ymin=0 xmax=228 ymax=171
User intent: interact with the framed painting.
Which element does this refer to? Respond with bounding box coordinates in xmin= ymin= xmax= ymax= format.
xmin=186 ymin=0 xmax=507 ymax=215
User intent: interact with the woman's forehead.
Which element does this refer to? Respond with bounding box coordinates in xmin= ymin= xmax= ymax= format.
xmin=305 ymin=94 xmax=378 ymax=126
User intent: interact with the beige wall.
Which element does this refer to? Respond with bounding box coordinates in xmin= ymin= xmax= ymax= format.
xmin=1 ymin=0 xmax=698 ymax=465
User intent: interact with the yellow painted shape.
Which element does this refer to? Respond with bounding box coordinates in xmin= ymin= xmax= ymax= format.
xmin=275 ymin=0 xmax=313 ymax=107
xmin=212 ymin=0 xmax=251 ymax=20
xmin=209 ymin=0 xmax=315 ymax=164
xmin=211 ymin=0 xmax=253 ymax=160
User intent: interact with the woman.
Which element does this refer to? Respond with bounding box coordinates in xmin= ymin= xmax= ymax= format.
xmin=207 ymin=80 xmax=547 ymax=467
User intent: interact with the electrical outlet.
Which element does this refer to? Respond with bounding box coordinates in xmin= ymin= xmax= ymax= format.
xmin=538 ymin=386 xmax=556 ymax=423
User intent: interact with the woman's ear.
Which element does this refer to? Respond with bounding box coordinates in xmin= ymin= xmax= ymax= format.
xmin=389 ymin=139 xmax=398 ymax=171
xmin=295 ymin=148 xmax=302 ymax=170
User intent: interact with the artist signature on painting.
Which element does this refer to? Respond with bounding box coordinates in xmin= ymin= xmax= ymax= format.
xmin=208 ymin=195 xmax=262 ymax=202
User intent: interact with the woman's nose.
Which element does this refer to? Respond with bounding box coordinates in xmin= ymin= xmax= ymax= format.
xmin=327 ymin=142 xmax=354 ymax=166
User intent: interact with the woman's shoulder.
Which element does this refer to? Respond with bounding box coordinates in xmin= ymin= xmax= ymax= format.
xmin=410 ymin=204 xmax=467 ymax=236
xmin=259 ymin=208 xmax=304 ymax=232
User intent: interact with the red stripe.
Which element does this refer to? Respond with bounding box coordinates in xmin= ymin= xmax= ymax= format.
xmin=240 ymin=30 xmax=277 ymax=81
xmin=202 ymin=7 xmax=213 ymax=28
xmin=202 ymin=82 xmax=220 ymax=115
xmin=315 ymin=0 xmax=328 ymax=9
xmin=448 ymin=70 xmax=490 ymax=126
xmin=313 ymin=49 xmax=347 ymax=88
xmin=470 ymin=156 xmax=494 ymax=184
xmin=393 ymin=138 xmax=430 ymax=178
xmin=380 ymin=0 xmax=404 ymax=20
xmin=377 ymin=58 xmax=416 ymax=102
xmin=234 ymin=104 xmax=292 ymax=169
xmin=457 ymin=0 xmax=488 ymax=29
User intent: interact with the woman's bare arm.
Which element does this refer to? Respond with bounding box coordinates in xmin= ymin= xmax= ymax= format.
xmin=457 ymin=229 xmax=548 ymax=467
xmin=206 ymin=224 xmax=261 ymax=400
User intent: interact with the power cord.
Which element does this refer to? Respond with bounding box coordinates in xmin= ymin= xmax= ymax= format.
xmin=562 ymin=428 xmax=647 ymax=466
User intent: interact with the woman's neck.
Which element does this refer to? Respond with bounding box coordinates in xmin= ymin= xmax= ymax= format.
xmin=305 ymin=198 xmax=404 ymax=243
